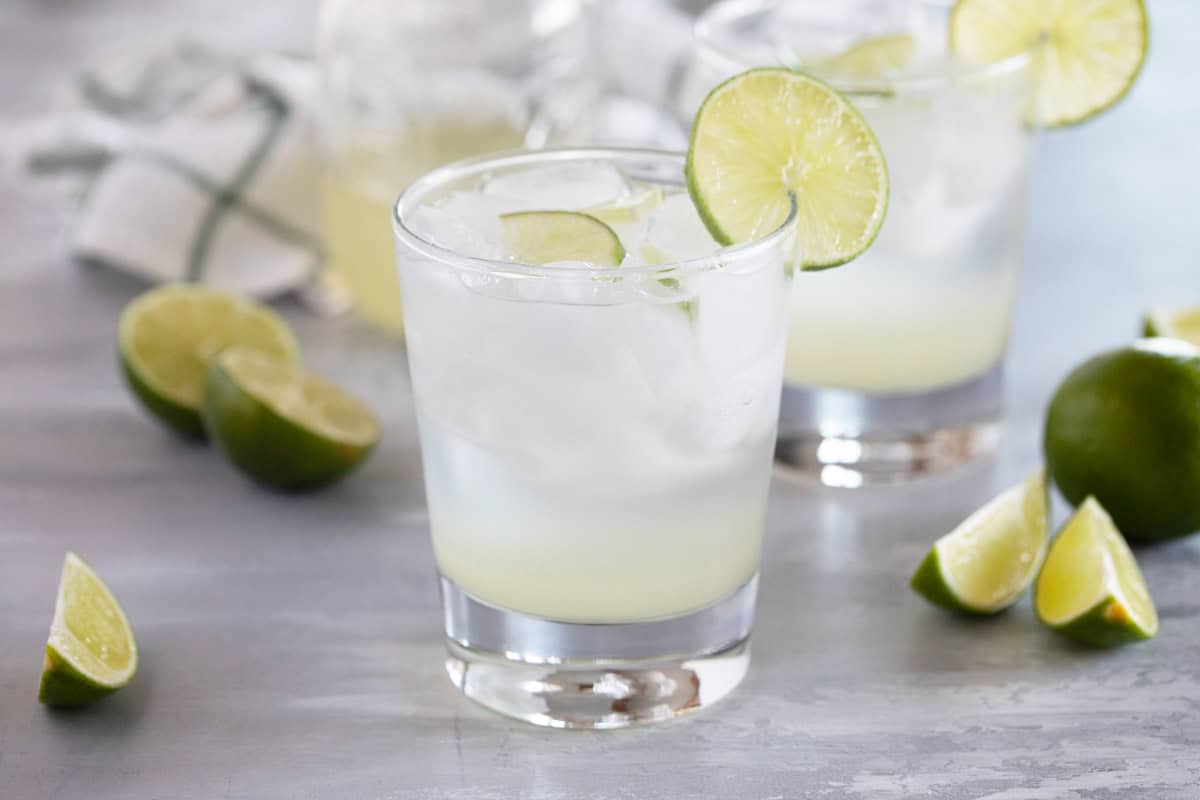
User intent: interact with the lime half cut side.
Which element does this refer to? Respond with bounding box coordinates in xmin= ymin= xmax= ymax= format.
xmin=39 ymin=553 xmax=138 ymax=707
xmin=686 ymin=67 xmax=889 ymax=270
xmin=500 ymin=211 xmax=626 ymax=266
xmin=203 ymin=347 xmax=381 ymax=491
xmin=1143 ymin=306 xmax=1200 ymax=346
xmin=911 ymin=469 xmax=1049 ymax=614
xmin=1035 ymin=497 xmax=1158 ymax=647
xmin=119 ymin=285 xmax=300 ymax=438
xmin=949 ymin=0 xmax=1148 ymax=128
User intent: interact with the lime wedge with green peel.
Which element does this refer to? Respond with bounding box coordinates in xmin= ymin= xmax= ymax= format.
xmin=586 ymin=186 xmax=664 ymax=226
xmin=119 ymin=285 xmax=300 ymax=438
xmin=1036 ymin=497 xmax=1158 ymax=647
xmin=813 ymin=33 xmax=916 ymax=77
xmin=1143 ymin=306 xmax=1200 ymax=346
xmin=686 ymin=68 xmax=889 ymax=270
xmin=39 ymin=553 xmax=137 ymax=707
xmin=949 ymin=0 xmax=1148 ymax=128
xmin=500 ymin=211 xmax=626 ymax=266
xmin=203 ymin=347 xmax=381 ymax=491
xmin=911 ymin=469 xmax=1049 ymax=614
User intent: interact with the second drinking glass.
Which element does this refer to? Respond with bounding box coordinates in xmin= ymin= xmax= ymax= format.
xmin=681 ymin=0 xmax=1035 ymax=486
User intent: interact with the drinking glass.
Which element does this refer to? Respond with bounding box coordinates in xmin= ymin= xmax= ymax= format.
xmin=679 ymin=0 xmax=1035 ymax=486
xmin=393 ymin=147 xmax=797 ymax=728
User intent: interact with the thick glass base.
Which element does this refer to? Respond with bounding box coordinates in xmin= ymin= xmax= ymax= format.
xmin=775 ymin=364 xmax=1004 ymax=487
xmin=440 ymin=575 xmax=756 ymax=729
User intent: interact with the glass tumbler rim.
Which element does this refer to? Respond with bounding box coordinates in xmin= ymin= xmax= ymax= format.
xmin=694 ymin=0 xmax=1033 ymax=98
xmin=392 ymin=146 xmax=798 ymax=281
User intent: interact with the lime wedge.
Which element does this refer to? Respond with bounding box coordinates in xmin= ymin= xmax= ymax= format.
xmin=949 ymin=0 xmax=1149 ymax=128
xmin=686 ymin=68 xmax=889 ymax=270
xmin=911 ymin=469 xmax=1049 ymax=614
xmin=1143 ymin=306 xmax=1200 ymax=346
xmin=586 ymin=186 xmax=664 ymax=226
xmin=1035 ymin=497 xmax=1158 ymax=646
xmin=39 ymin=553 xmax=137 ymax=707
xmin=203 ymin=347 xmax=381 ymax=491
xmin=119 ymin=285 xmax=300 ymax=438
xmin=814 ymin=33 xmax=916 ymax=77
xmin=500 ymin=211 xmax=626 ymax=266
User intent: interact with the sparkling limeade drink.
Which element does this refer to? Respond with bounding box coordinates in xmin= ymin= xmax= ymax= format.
xmin=401 ymin=155 xmax=789 ymax=623
xmin=783 ymin=81 xmax=1029 ymax=392
xmin=687 ymin=0 xmax=1034 ymax=482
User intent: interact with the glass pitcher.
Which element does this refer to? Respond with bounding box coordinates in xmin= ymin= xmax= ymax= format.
xmin=315 ymin=0 xmax=598 ymax=332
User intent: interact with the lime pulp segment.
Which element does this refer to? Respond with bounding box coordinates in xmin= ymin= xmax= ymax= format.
xmin=811 ymin=33 xmax=917 ymax=77
xmin=686 ymin=67 xmax=889 ymax=270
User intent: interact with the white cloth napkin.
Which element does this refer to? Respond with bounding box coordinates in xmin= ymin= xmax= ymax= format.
xmin=23 ymin=2 xmax=697 ymax=301
xmin=25 ymin=44 xmax=324 ymax=299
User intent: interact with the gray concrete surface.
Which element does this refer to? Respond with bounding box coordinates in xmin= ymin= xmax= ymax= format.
xmin=2 ymin=1 xmax=1199 ymax=797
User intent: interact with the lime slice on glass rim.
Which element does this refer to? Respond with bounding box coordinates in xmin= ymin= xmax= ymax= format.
xmin=1143 ymin=306 xmax=1200 ymax=346
xmin=500 ymin=211 xmax=626 ymax=266
xmin=1035 ymin=497 xmax=1158 ymax=647
xmin=911 ymin=469 xmax=1049 ymax=614
xmin=119 ymin=285 xmax=300 ymax=438
xmin=203 ymin=347 xmax=381 ymax=491
xmin=686 ymin=67 xmax=889 ymax=270
xmin=949 ymin=0 xmax=1149 ymax=128
xmin=39 ymin=552 xmax=138 ymax=707
xmin=812 ymin=33 xmax=916 ymax=77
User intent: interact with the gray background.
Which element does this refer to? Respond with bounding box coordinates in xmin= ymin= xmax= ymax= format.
xmin=3 ymin=1 xmax=1199 ymax=797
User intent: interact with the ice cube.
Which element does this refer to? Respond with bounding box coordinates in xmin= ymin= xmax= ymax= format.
xmin=640 ymin=192 xmax=721 ymax=263
xmin=481 ymin=162 xmax=631 ymax=211
xmin=406 ymin=191 xmax=511 ymax=260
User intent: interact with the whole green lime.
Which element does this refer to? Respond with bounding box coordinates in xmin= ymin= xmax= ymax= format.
xmin=1044 ymin=338 xmax=1200 ymax=542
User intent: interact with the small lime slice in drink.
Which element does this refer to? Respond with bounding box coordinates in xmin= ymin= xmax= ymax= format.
xmin=39 ymin=553 xmax=138 ymax=707
xmin=203 ymin=347 xmax=381 ymax=491
xmin=911 ymin=469 xmax=1049 ymax=614
xmin=1143 ymin=306 xmax=1200 ymax=346
xmin=1035 ymin=497 xmax=1158 ymax=647
xmin=586 ymin=186 xmax=665 ymax=226
xmin=949 ymin=0 xmax=1149 ymax=128
xmin=813 ymin=33 xmax=916 ymax=76
xmin=119 ymin=285 xmax=300 ymax=438
xmin=686 ymin=68 xmax=889 ymax=270
xmin=500 ymin=211 xmax=626 ymax=266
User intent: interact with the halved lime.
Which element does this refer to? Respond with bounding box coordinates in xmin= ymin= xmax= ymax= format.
xmin=500 ymin=211 xmax=626 ymax=266
xmin=686 ymin=68 xmax=889 ymax=270
xmin=203 ymin=347 xmax=381 ymax=491
xmin=119 ymin=285 xmax=300 ymax=438
xmin=586 ymin=186 xmax=664 ymax=226
xmin=911 ymin=469 xmax=1049 ymax=614
xmin=1143 ymin=306 xmax=1200 ymax=346
xmin=39 ymin=552 xmax=137 ymax=707
xmin=1035 ymin=497 xmax=1158 ymax=647
xmin=949 ymin=0 xmax=1149 ymax=128
xmin=813 ymin=33 xmax=916 ymax=77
